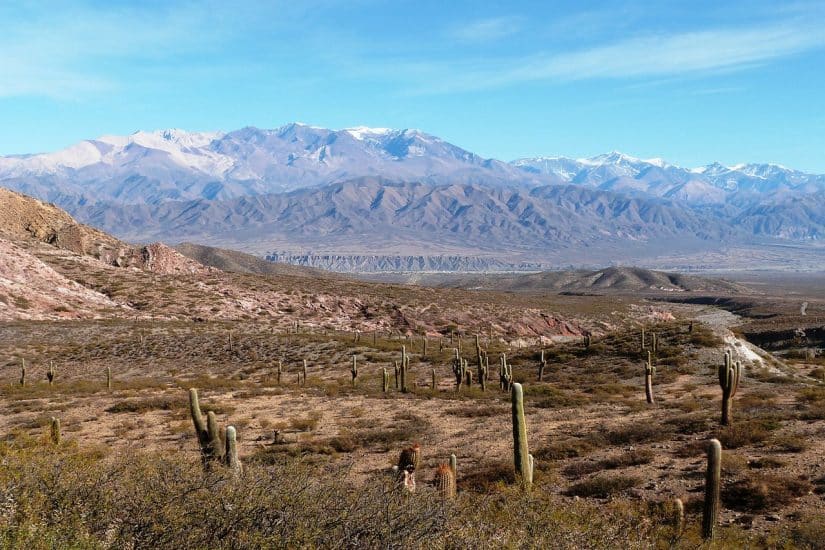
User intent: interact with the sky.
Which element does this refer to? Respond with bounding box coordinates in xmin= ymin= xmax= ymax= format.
xmin=1 ymin=0 xmax=824 ymax=171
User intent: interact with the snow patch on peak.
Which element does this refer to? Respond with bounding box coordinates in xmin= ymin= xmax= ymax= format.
xmin=345 ymin=126 xmax=394 ymax=140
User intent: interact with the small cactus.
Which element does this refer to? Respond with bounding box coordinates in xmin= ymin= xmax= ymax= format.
xmin=302 ymin=359 xmax=308 ymax=386
xmin=718 ymin=351 xmax=741 ymax=425
xmin=277 ymin=360 xmax=282 ymax=384
xmin=382 ymin=367 xmax=389 ymax=393
xmin=431 ymin=368 xmax=436 ymax=390
xmin=20 ymin=359 xmax=26 ymax=387
xmin=435 ymin=463 xmax=456 ymax=500
xmin=449 ymin=453 xmax=457 ymax=477
xmin=511 ymin=383 xmax=531 ymax=491
xmin=106 ymin=366 xmax=112 ymax=391
xmin=394 ymin=362 xmax=400 ymax=390
xmin=702 ymin=439 xmax=722 ymax=540
xmin=47 ymin=361 xmax=55 ymax=386
xmin=50 ymin=416 xmax=61 ymax=445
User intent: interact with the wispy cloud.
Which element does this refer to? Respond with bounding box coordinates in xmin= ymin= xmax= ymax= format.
xmin=405 ymin=17 xmax=825 ymax=94
xmin=451 ymin=16 xmax=523 ymax=43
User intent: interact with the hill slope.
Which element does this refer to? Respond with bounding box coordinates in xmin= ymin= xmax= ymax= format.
xmin=433 ymin=267 xmax=750 ymax=294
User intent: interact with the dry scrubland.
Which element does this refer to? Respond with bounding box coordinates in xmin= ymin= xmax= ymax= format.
xmin=2 ymin=304 xmax=825 ymax=548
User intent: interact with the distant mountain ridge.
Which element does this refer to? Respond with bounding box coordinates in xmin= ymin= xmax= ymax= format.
xmin=0 ymin=124 xmax=823 ymax=271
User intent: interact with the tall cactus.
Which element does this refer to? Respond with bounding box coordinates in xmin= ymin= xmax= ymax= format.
xmin=383 ymin=367 xmax=389 ymax=393
xmin=673 ymin=497 xmax=685 ymax=539
xmin=277 ymin=360 xmax=282 ymax=384
xmin=106 ymin=366 xmax=112 ymax=391
xmin=394 ymin=361 xmax=400 ymax=390
xmin=449 ymin=453 xmax=457 ymax=477
xmin=351 ymin=355 xmax=358 ymax=387
xmin=538 ymin=349 xmax=546 ymax=382
xmin=189 ymin=388 xmax=224 ymax=463
xmin=400 ymin=346 xmax=409 ymax=393
xmin=302 ymin=359 xmax=308 ymax=386
xmin=431 ymin=368 xmax=436 ymax=390
xmin=718 ymin=351 xmax=741 ymax=425
xmin=47 ymin=361 xmax=56 ymax=386
xmin=224 ymin=426 xmax=242 ymax=475
xmin=645 ymin=351 xmax=656 ymax=404
xmin=435 ymin=463 xmax=457 ymax=500
xmin=50 ymin=417 xmax=61 ymax=445
xmin=702 ymin=439 xmax=722 ymax=540
xmin=20 ymin=359 xmax=26 ymax=387
xmin=511 ymin=383 xmax=531 ymax=491
xmin=641 ymin=327 xmax=646 ymax=351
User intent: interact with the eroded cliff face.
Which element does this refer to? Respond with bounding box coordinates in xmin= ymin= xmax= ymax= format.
xmin=265 ymin=253 xmax=543 ymax=273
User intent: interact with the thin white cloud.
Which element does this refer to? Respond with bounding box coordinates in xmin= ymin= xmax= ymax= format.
xmin=451 ymin=16 xmax=523 ymax=43
xmin=408 ymin=18 xmax=825 ymax=94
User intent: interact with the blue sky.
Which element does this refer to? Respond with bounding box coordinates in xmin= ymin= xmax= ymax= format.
xmin=1 ymin=1 xmax=824 ymax=170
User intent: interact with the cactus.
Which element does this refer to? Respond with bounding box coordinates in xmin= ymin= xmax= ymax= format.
xmin=422 ymin=335 xmax=427 ymax=358
xmin=435 ymin=463 xmax=456 ymax=500
xmin=50 ymin=417 xmax=61 ymax=445
xmin=383 ymin=367 xmax=389 ymax=393
xmin=718 ymin=351 xmax=741 ymax=425
xmin=106 ymin=366 xmax=112 ymax=391
xmin=394 ymin=361 xmax=400 ymax=390
xmin=224 ymin=426 xmax=242 ymax=475
xmin=47 ymin=361 xmax=55 ymax=386
xmin=277 ymin=360 xmax=282 ymax=384
xmin=20 ymin=359 xmax=26 ymax=387
xmin=511 ymin=383 xmax=531 ymax=491
xmin=645 ymin=351 xmax=656 ymax=404
xmin=400 ymin=346 xmax=409 ymax=393
xmin=702 ymin=439 xmax=722 ymax=540
xmin=228 ymin=330 xmax=233 ymax=352
xmin=688 ymin=321 xmax=694 ymax=333
xmin=464 ymin=366 xmax=472 ymax=387
xmin=452 ymin=353 xmax=463 ymax=391
xmin=641 ymin=327 xmax=646 ymax=351
xmin=652 ymin=332 xmax=658 ymax=354
xmin=449 ymin=453 xmax=457 ymax=477
xmin=584 ymin=333 xmax=592 ymax=349
xmin=351 ymin=355 xmax=358 ymax=387
xmin=431 ymin=368 xmax=436 ymax=390
xmin=673 ymin=497 xmax=685 ymax=539
xmin=538 ymin=349 xmax=546 ymax=382
xmin=206 ymin=411 xmax=225 ymax=461
xmin=302 ymin=359 xmax=308 ymax=386
xmin=189 ymin=388 xmax=224 ymax=463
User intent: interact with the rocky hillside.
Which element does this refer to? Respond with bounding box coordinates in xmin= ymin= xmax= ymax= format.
xmin=0 ymin=187 xmax=209 ymax=275
xmin=0 ymin=187 xmax=590 ymax=337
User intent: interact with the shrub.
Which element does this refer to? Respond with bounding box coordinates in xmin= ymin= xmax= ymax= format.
xmin=723 ymin=475 xmax=812 ymax=512
xmin=564 ymin=474 xmax=641 ymax=498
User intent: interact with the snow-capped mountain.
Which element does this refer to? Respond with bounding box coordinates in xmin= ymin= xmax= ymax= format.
xmin=0 ymin=124 xmax=544 ymax=206
xmin=0 ymin=124 xmax=823 ymax=265
xmin=511 ymin=154 xmax=825 ymax=203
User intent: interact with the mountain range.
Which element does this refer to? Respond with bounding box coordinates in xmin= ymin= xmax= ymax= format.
xmin=1 ymin=124 xmax=823 ymax=270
